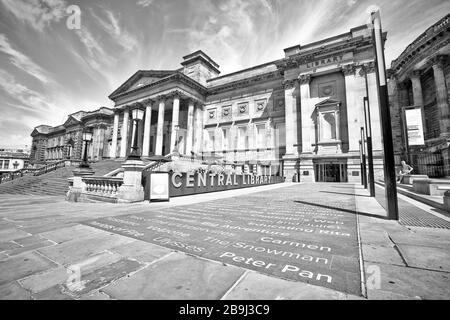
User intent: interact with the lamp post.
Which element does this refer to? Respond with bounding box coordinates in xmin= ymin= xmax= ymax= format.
xmin=371 ymin=9 xmax=399 ymax=220
xmin=361 ymin=127 xmax=368 ymax=189
xmin=79 ymin=131 xmax=93 ymax=169
xmin=363 ymin=96 xmax=376 ymax=196
xmin=127 ymin=107 xmax=144 ymax=160
xmin=172 ymin=124 xmax=180 ymax=155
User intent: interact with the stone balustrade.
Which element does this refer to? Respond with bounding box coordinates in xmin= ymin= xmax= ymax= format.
xmin=82 ymin=176 xmax=124 ymax=199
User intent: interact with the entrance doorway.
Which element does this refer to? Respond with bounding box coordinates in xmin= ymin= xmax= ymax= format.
xmin=315 ymin=163 xmax=347 ymax=182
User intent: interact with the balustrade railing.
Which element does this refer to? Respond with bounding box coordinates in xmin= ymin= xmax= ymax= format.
xmin=82 ymin=176 xmax=123 ymax=198
xmin=33 ymin=160 xmax=66 ymax=176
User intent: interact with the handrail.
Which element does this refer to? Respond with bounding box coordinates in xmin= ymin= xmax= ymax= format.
xmin=33 ymin=160 xmax=66 ymax=176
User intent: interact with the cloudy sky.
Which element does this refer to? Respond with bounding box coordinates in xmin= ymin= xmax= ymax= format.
xmin=0 ymin=0 xmax=449 ymax=148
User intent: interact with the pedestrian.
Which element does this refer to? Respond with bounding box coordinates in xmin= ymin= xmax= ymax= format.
xmin=397 ymin=160 xmax=413 ymax=183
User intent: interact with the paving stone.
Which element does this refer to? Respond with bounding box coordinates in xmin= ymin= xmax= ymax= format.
xmin=223 ymin=271 xmax=362 ymax=300
xmin=367 ymin=288 xmax=421 ymax=300
xmin=19 ymin=266 xmax=69 ymax=293
xmin=0 ymin=281 xmax=32 ymax=300
xmin=388 ymin=230 xmax=450 ymax=250
xmin=79 ymin=291 xmax=111 ymax=300
xmin=0 ymin=228 xmax=30 ymax=242
xmin=0 ymin=241 xmax=21 ymax=252
xmin=0 ymin=252 xmax=57 ymax=285
xmin=397 ymin=244 xmax=450 ymax=272
xmin=38 ymin=225 xmax=108 ymax=243
xmin=65 ymin=259 xmax=142 ymax=296
xmin=6 ymin=240 xmax=55 ymax=256
xmin=32 ymin=285 xmax=74 ymax=300
xmin=14 ymin=235 xmax=47 ymax=246
xmin=21 ymin=222 xmax=78 ymax=235
xmin=38 ymin=233 xmax=134 ymax=265
xmin=362 ymin=244 xmax=405 ymax=266
xmin=365 ymin=263 xmax=450 ymax=300
xmin=102 ymin=253 xmax=245 ymax=300
xmin=109 ymin=240 xmax=172 ymax=263
xmin=359 ymin=230 xmax=392 ymax=246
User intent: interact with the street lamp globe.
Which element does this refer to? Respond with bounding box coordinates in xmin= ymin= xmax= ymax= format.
xmin=83 ymin=131 xmax=93 ymax=142
xmin=132 ymin=108 xmax=144 ymax=121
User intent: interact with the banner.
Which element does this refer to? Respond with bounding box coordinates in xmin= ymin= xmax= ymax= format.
xmin=405 ymin=107 xmax=425 ymax=146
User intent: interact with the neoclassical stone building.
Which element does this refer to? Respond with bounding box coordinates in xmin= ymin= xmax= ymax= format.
xmin=108 ymin=24 xmax=384 ymax=182
xmin=388 ymin=13 xmax=450 ymax=177
xmin=30 ymin=107 xmax=114 ymax=164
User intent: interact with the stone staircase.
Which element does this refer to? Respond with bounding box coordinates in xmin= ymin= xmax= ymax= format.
xmin=0 ymin=160 xmax=123 ymax=196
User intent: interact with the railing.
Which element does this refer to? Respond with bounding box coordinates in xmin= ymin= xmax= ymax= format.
xmin=33 ymin=160 xmax=66 ymax=176
xmin=410 ymin=152 xmax=445 ymax=178
xmin=82 ymin=176 xmax=124 ymax=199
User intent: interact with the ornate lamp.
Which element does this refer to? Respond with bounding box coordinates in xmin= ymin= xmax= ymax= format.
xmin=127 ymin=107 xmax=144 ymax=160
xmin=79 ymin=130 xmax=93 ymax=168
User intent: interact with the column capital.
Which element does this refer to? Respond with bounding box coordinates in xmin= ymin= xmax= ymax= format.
xmin=298 ymin=73 xmax=312 ymax=85
xmin=358 ymin=61 xmax=376 ymax=76
xmin=432 ymin=54 xmax=448 ymax=69
xmin=283 ymin=79 xmax=298 ymax=90
xmin=342 ymin=63 xmax=357 ymax=76
xmin=409 ymin=70 xmax=422 ymax=79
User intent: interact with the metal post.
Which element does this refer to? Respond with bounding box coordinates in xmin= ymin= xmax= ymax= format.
xmin=371 ymin=10 xmax=399 ymax=220
xmin=363 ymin=96 xmax=376 ymax=197
xmin=361 ymin=127 xmax=368 ymax=189
xmin=359 ymin=140 xmax=364 ymax=185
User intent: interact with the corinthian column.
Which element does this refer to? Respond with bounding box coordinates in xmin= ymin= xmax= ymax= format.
xmin=170 ymin=94 xmax=180 ymax=153
xmin=110 ymin=112 xmax=119 ymax=158
xmin=119 ymin=109 xmax=129 ymax=158
xmin=432 ymin=55 xmax=450 ymax=138
xmin=410 ymin=70 xmax=424 ymax=107
xmin=299 ymin=74 xmax=312 ymax=153
xmin=186 ymin=99 xmax=195 ymax=155
xmin=284 ymin=79 xmax=300 ymax=155
xmin=142 ymin=100 xmax=152 ymax=157
xmin=194 ymin=104 xmax=204 ymax=154
xmin=155 ymin=98 xmax=165 ymax=156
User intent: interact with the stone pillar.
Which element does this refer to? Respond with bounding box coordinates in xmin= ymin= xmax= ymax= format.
xmin=155 ymin=98 xmax=165 ymax=156
xmin=120 ymin=109 xmax=130 ymax=158
xmin=344 ymin=64 xmax=366 ymax=152
xmin=432 ymin=55 xmax=450 ymax=138
xmin=186 ymin=99 xmax=195 ymax=155
xmin=116 ymin=159 xmax=145 ymax=203
xmin=170 ymin=94 xmax=180 ymax=153
xmin=299 ymin=74 xmax=312 ymax=153
xmin=410 ymin=70 xmax=424 ymax=107
xmin=194 ymin=104 xmax=203 ymax=154
xmin=110 ymin=112 xmax=119 ymax=158
xmin=142 ymin=101 xmax=152 ymax=157
xmin=284 ymin=79 xmax=300 ymax=155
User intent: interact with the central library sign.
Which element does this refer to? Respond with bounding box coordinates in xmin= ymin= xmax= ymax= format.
xmin=143 ymin=171 xmax=284 ymax=200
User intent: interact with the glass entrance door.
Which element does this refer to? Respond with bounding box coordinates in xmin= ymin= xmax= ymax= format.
xmin=315 ymin=163 xmax=347 ymax=182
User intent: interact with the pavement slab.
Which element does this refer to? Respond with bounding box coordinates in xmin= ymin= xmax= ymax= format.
xmin=109 ymin=239 xmax=172 ymax=263
xmin=0 ymin=281 xmax=32 ymax=300
xmin=223 ymin=271 xmax=363 ymax=300
xmin=0 ymin=228 xmax=31 ymax=242
xmin=362 ymin=244 xmax=405 ymax=266
xmin=38 ymin=224 xmax=108 ymax=244
xmin=365 ymin=263 xmax=450 ymax=300
xmin=37 ymin=233 xmax=134 ymax=265
xmin=396 ymin=244 xmax=450 ymax=272
xmin=0 ymin=252 xmax=57 ymax=285
xmin=102 ymin=253 xmax=245 ymax=300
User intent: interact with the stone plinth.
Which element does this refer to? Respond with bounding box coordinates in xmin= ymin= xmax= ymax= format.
xmin=66 ymin=167 xmax=95 ymax=202
xmin=116 ymin=159 xmax=145 ymax=203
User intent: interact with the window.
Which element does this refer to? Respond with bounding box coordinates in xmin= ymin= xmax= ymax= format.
xmin=3 ymin=160 xmax=10 ymax=169
xmin=238 ymin=126 xmax=248 ymax=150
xmin=256 ymin=124 xmax=266 ymax=148
xmin=207 ymin=129 xmax=215 ymax=152
xmin=222 ymin=127 xmax=231 ymax=151
xmin=320 ymin=112 xmax=337 ymax=141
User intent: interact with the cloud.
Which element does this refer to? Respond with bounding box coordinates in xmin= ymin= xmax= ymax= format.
xmin=136 ymin=0 xmax=155 ymax=7
xmin=0 ymin=34 xmax=52 ymax=84
xmin=0 ymin=0 xmax=67 ymax=31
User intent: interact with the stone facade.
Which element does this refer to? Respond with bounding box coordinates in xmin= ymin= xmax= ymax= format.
xmin=389 ymin=13 xmax=450 ymax=177
xmin=30 ymin=108 xmax=114 ymax=164
xmin=107 ymin=24 xmax=384 ymax=182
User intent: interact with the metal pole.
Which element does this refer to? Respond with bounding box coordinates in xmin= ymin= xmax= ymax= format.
xmin=361 ymin=127 xmax=368 ymax=189
xmin=363 ymin=88 xmax=376 ymax=196
xmin=371 ymin=10 xmax=399 ymax=220
xmin=359 ymin=140 xmax=364 ymax=185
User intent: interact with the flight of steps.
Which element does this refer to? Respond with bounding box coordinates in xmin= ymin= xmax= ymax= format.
xmin=0 ymin=160 xmax=124 ymax=197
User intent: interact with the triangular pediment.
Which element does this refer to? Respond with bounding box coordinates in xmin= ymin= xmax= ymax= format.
xmin=315 ymin=98 xmax=341 ymax=108
xmin=109 ymin=70 xmax=177 ymax=99
xmin=63 ymin=116 xmax=81 ymax=128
